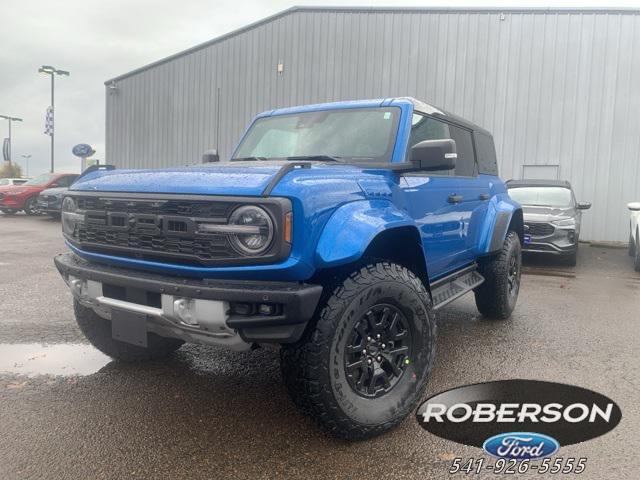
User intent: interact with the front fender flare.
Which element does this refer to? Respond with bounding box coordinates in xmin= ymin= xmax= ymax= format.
xmin=315 ymin=200 xmax=418 ymax=268
xmin=478 ymin=196 xmax=523 ymax=254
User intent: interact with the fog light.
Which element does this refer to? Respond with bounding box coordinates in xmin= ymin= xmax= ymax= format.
xmin=232 ymin=303 xmax=253 ymax=315
xmin=69 ymin=277 xmax=85 ymax=295
xmin=258 ymin=304 xmax=275 ymax=315
xmin=174 ymin=298 xmax=198 ymax=325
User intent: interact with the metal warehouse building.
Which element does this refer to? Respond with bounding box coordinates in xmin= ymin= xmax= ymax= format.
xmin=105 ymin=6 xmax=640 ymax=242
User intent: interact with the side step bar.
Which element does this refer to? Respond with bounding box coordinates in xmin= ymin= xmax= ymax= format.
xmin=429 ymin=263 xmax=485 ymax=310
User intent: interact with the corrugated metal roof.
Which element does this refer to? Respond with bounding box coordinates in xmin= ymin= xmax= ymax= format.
xmin=105 ymin=6 xmax=640 ymax=84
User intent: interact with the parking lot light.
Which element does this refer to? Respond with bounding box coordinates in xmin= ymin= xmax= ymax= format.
xmin=38 ymin=65 xmax=70 ymax=173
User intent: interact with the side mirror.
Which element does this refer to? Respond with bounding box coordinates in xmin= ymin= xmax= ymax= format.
xmin=49 ymin=183 xmax=59 ymax=188
xmin=577 ymin=202 xmax=591 ymax=210
xmin=628 ymin=202 xmax=640 ymax=212
xmin=411 ymin=139 xmax=457 ymax=171
xmin=202 ymin=149 xmax=219 ymax=163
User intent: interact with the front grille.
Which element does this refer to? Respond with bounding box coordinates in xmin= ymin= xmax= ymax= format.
xmin=526 ymin=222 xmax=555 ymax=237
xmin=76 ymin=196 xmax=232 ymax=217
xmin=66 ymin=193 xmax=290 ymax=267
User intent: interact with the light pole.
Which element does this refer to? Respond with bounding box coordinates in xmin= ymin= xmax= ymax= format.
xmin=0 ymin=115 xmax=23 ymax=164
xmin=38 ymin=65 xmax=69 ymax=173
xmin=21 ymin=154 xmax=31 ymax=177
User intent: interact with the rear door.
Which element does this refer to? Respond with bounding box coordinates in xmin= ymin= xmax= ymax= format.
xmin=400 ymin=114 xmax=486 ymax=278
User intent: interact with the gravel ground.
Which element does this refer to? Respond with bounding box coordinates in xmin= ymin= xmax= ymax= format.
xmin=0 ymin=213 xmax=638 ymax=479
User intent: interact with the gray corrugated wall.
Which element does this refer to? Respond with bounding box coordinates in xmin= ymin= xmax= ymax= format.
xmin=105 ymin=9 xmax=640 ymax=242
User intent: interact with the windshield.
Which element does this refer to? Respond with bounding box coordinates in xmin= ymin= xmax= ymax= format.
xmin=233 ymin=107 xmax=400 ymax=163
xmin=24 ymin=173 xmax=55 ymax=186
xmin=508 ymin=186 xmax=573 ymax=207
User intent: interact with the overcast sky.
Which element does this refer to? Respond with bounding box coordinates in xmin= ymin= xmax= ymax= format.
xmin=1 ymin=0 xmax=638 ymax=176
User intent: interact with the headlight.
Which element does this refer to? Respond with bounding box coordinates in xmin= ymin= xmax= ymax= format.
xmin=552 ymin=217 xmax=576 ymax=227
xmin=61 ymin=197 xmax=84 ymax=235
xmin=228 ymin=205 xmax=274 ymax=255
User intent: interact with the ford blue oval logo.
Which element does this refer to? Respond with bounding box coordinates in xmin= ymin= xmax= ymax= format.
xmin=483 ymin=432 xmax=559 ymax=460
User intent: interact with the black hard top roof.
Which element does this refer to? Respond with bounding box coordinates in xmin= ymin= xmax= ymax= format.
xmin=403 ymin=97 xmax=491 ymax=135
xmin=507 ymin=179 xmax=572 ymax=188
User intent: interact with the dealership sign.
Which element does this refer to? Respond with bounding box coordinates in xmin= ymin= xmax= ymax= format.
xmin=72 ymin=143 xmax=95 ymax=158
xmin=416 ymin=380 xmax=621 ymax=460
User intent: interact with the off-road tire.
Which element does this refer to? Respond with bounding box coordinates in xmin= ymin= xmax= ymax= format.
xmin=23 ymin=197 xmax=39 ymax=216
xmin=1 ymin=209 xmax=17 ymax=215
xmin=474 ymin=230 xmax=522 ymax=320
xmin=280 ymin=262 xmax=436 ymax=440
xmin=74 ymin=300 xmax=184 ymax=361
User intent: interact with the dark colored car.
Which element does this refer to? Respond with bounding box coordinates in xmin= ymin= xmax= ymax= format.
xmin=37 ymin=186 xmax=72 ymax=218
xmin=507 ymin=179 xmax=591 ymax=265
xmin=0 ymin=173 xmax=79 ymax=215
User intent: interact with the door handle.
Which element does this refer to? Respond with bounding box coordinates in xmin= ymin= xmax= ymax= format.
xmin=448 ymin=194 xmax=463 ymax=204
xmin=479 ymin=193 xmax=490 ymax=201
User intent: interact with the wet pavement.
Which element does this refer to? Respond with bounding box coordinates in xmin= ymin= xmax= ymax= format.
xmin=1 ymin=213 xmax=639 ymax=479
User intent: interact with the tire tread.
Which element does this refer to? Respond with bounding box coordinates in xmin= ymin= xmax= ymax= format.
xmin=280 ymin=262 xmax=436 ymax=440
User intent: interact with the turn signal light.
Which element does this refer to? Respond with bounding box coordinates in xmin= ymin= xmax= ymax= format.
xmin=284 ymin=212 xmax=293 ymax=243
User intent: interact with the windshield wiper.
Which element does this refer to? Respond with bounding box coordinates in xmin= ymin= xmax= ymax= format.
xmin=285 ymin=155 xmax=342 ymax=162
xmin=230 ymin=156 xmax=268 ymax=162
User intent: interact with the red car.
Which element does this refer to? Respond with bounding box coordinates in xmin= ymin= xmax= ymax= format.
xmin=0 ymin=172 xmax=79 ymax=215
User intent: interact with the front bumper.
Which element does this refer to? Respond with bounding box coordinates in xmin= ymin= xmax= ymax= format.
xmin=0 ymin=197 xmax=21 ymax=209
xmin=37 ymin=196 xmax=62 ymax=213
xmin=54 ymin=252 xmax=323 ymax=346
xmin=523 ymin=226 xmax=578 ymax=256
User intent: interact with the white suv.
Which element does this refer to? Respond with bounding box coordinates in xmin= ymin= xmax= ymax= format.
xmin=629 ymin=202 xmax=640 ymax=271
xmin=0 ymin=178 xmax=29 ymax=186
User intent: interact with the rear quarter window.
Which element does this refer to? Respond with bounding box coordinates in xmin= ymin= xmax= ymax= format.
xmin=475 ymin=132 xmax=499 ymax=175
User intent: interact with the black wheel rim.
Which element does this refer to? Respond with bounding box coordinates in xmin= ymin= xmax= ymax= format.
xmin=507 ymin=252 xmax=520 ymax=296
xmin=344 ymin=304 xmax=412 ymax=398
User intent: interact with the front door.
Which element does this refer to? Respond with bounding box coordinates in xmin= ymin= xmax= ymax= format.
xmin=401 ymin=113 xmax=487 ymax=279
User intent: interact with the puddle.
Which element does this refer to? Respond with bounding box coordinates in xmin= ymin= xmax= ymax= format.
xmin=0 ymin=343 xmax=112 ymax=377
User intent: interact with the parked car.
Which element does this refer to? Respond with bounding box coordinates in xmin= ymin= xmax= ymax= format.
xmin=0 ymin=178 xmax=30 ymax=186
xmin=628 ymin=202 xmax=640 ymax=271
xmin=507 ymin=179 xmax=591 ymax=266
xmin=37 ymin=186 xmax=74 ymax=219
xmin=0 ymin=172 xmax=78 ymax=215
xmin=54 ymin=97 xmax=523 ymax=439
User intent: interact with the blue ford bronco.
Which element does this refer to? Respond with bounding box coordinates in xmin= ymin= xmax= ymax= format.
xmin=55 ymin=97 xmax=523 ymax=439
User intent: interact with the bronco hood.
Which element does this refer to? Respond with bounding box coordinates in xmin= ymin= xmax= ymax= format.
xmin=71 ymin=163 xmax=290 ymax=196
xmin=69 ymin=161 xmax=383 ymax=199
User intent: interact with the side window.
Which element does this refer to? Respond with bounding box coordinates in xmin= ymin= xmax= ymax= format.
xmin=474 ymin=132 xmax=499 ymax=175
xmin=408 ymin=114 xmax=452 ymax=176
xmin=408 ymin=114 xmax=477 ymax=176
xmin=448 ymin=125 xmax=476 ymax=176
xmin=57 ymin=175 xmax=78 ymax=187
